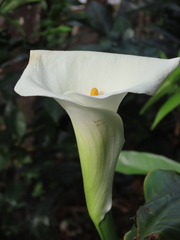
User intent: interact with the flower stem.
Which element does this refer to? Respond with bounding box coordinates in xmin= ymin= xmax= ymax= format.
xmin=97 ymin=210 xmax=119 ymax=240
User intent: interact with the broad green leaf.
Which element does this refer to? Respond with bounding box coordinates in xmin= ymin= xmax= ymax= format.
xmin=124 ymin=170 xmax=180 ymax=240
xmin=151 ymin=93 xmax=180 ymax=129
xmin=115 ymin=151 xmax=180 ymax=175
xmin=137 ymin=193 xmax=180 ymax=240
xmin=124 ymin=227 xmax=137 ymax=240
xmin=144 ymin=170 xmax=180 ymax=202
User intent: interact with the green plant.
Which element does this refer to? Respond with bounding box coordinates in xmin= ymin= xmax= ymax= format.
xmin=0 ymin=1 xmax=180 ymax=239
xmin=14 ymin=50 xmax=180 ymax=240
xmin=141 ymin=51 xmax=180 ymax=129
xmin=124 ymin=169 xmax=180 ymax=240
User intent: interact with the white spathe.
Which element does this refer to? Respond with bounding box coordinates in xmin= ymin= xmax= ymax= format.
xmin=14 ymin=50 xmax=180 ymax=227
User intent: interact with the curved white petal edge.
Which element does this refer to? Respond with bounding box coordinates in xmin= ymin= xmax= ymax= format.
xmin=14 ymin=50 xmax=180 ymax=226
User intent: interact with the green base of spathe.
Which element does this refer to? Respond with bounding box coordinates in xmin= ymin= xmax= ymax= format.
xmin=96 ymin=210 xmax=119 ymax=240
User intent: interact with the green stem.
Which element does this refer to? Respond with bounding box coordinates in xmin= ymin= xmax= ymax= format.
xmin=96 ymin=210 xmax=119 ymax=240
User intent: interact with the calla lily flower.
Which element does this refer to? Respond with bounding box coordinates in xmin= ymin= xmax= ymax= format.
xmin=14 ymin=51 xmax=180 ymax=239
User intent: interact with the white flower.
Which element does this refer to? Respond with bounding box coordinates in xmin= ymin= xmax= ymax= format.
xmin=14 ymin=50 xmax=180 ymax=232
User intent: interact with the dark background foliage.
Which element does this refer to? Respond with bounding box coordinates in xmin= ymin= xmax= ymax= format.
xmin=0 ymin=0 xmax=179 ymax=239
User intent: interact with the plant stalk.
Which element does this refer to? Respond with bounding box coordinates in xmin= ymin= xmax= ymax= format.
xmin=97 ymin=210 xmax=119 ymax=240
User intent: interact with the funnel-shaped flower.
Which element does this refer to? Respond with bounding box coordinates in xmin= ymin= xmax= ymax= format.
xmin=14 ymin=51 xmax=180 ymax=239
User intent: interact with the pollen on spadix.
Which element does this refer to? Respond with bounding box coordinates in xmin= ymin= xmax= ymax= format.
xmin=90 ymin=88 xmax=99 ymax=96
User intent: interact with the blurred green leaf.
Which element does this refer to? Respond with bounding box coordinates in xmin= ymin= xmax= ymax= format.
xmin=159 ymin=50 xmax=167 ymax=59
xmin=3 ymin=15 xmax=25 ymax=36
xmin=140 ymin=81 xmax=178 ymax=114
xmin=119 ymin=0 xmax=165 ymax=16
xmin=0 ymin=153 xmax=9 ymax=171
xmin=41 ymin=26 xmax=71 ymax=36
xmin=141 ymin=65 xmax=180 ymax=114
xmin=19 ymin=155 xmax=31 ymax=164
xmin=112 ymin=17 xmax=131 ymax=37
xmin=5 ymin=182 xmax=23 ymax=206
xmin=0 ymin=145 xmax=10 ymax=171
xmin=5 ymin=102 xmax=26 ymax=140
xmin=141 ymin=63 xmax=180 ymax=129
xmin=152 ymin=26 xmax=180 ymax=44
xmin=116 ymin=151 xmax=180 ymax=175
xmin=31 ymin=215 xmax=58 ymax=240
xmin=0 ymin=72 xmax=22 ymax=99
xmin=58 ymin=25 xmax=72 ymax=32
xmin=32 ymin=181 xmax=44 ymax=197
xmin=1 ymin=54 xmax=28 ymax=68
xmin=124 ymin=170 xmax=180 ymax=240
xmin=14 ymin=110 xmax=26 ymax=138
xmin=86 ymin=1 xmax=113 ymax=34
xmin=32 ymin=110 xmax=57 ymax=148
xmin=0 ymin=0 xmax=42 ymax=14
xmin=43 ymin=97 xmax=65 ymax=123
xmin=151 ymin=93 xmax=180 ymax=129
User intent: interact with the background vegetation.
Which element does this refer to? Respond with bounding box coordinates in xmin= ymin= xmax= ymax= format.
xmin=0 ymin=0 xmax=179 ymax=239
